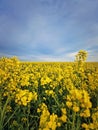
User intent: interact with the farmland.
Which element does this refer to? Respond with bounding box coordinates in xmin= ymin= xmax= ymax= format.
xmin=0 ymin=56 xmax=98 ymax=130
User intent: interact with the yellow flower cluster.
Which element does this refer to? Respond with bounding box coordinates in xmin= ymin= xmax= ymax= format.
xmin=37 ymin=103 xmax=67 ymax=130
xmin=20 ymin=74 xmax=30 ymax=87
xmin=66 ymin=88 xmax=92 ymax=117
xmin=45 ymin=90 xmax=55 ymax=97
xmin=82 ymin=108 xmax=98 ymax=130
xmin=60 ymin=108 xmax=67 ymax=122
xmin=41 ymin=76 xmax=51 ymax=86
xmin=15 ymin=89 xmax=37 ymax=106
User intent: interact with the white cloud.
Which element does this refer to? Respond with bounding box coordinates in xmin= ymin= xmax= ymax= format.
xmin=66 ymin=51 xmax=78 ymax=58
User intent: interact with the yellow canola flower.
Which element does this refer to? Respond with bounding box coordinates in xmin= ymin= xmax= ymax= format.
xmin=21 ymin=96 xmax=27 ymax=106
xmin=66 ymin=101 xmax=72 ymax=108
xmin=81 ymin=90 xmax=92 ymax=109
xmin=82 ymin=123 xmax=89 ymax=129
xmin=80 ymin=109 xmax=90 ymax=117
xmin=82 ymin=123 xmax=96 ymax=130
xmin=66 ymin=95 xmax=71 ymax=101
xmin=39 ymin=105 xmax=50 ymax=129
xmin=47 ymin=113 xmax=58 ymax=130
xmin=20 ymin=75 xmax=30 ymax=86
xmin=15 ymin=89 xmax=37 ymax=106
xmin=41 ymin=76 xmax=51 ymax=85
xmin=60 ymin=115 xmax=67 ymax=123
xmin=56 ymin=75 xmax=63 ymax=82
xmin=57 ymin=122 xmax=61 ymax=127
xmin=81 ymin=99 xmax=92 ymax=109
xmin=38 ymin=103 xmax=61 ymax=130
xmin=61 ymin=108 xmax=66 ymax=115
xmin=91 ymin=111 xmax=98 ymax=129
xmin=45 ymin=90 xmax=55 ymax=97
xmin=89 ymin=123 xmax=95 ymax=129
xmin=73 ymin=106 xmax=80 ymax=112
xmin=92 ymin=111 xmax=98 ymax=122
xmin=59 ymin=108 xmax=67 ymax=123
xmin=50 ymin=113 xmax=58 ymax=122
xmin=70 ymin=89 xmax=82 ymax=100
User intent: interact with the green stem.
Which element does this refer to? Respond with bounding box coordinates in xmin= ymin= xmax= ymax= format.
xmin=27 ymin=104 xmax=30 ymax=130
xmin=72 ymin=112 xmax=76 ymax=130
xmin=0 ymin=96 xmax=11 ymax=130
xmin=53 ymin=96 xmax=60 ymax=108
xmin=76 ymin=113 xmax=81 ymax=130
xmin=4 ymin=106 xmax=19 ymax=127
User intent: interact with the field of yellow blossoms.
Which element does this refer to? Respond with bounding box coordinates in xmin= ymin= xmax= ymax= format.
xmin=0 ymin=51 xmax=98 ymax=130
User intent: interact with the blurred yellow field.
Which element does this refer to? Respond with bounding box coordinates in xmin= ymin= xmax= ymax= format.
xmin=0 ymin=56 xmax=98 ymax=130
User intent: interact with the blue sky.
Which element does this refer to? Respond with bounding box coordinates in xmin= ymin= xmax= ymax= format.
xmin=0 ymin=0 xmax=98 ymax=61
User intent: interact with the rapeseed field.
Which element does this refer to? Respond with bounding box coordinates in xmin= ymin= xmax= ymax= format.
xmin=0 ymin=51 xmax=98 ymax=130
